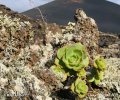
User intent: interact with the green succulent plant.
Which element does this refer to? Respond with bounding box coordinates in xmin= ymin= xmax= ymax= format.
xmin=51 ymin=65 xmax=67 ymax=82
xmin=94 ymin=56 xmax=106 ymax=71
xmin=56 ymin=43 xmax=89 ymax=71
xmin=50 ymin=42 xmax=107 ymax=98
xmin=87 ymin=56 xmax=106 ymax=85
xmin=87 ymin=68 xmax=104 ymax=85
xmin=71 ymin=78 xmax=88 ymax=98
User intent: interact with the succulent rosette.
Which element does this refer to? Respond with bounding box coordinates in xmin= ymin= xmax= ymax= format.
xmin=94 ymin=56 xmax=106 ymax=70
xmin=57 ymin=43 xmax=89 ymax=71
xmin=71 ymin=78 xmax=88 ymax=98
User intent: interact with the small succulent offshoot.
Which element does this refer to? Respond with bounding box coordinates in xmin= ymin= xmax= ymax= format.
xmin=87 ymin=56 xmax=106 ymax=85
xmin=71 ymin=78 xmax=88 ymax=98
xmin=94 ymin=56 xmax=106 ymax=71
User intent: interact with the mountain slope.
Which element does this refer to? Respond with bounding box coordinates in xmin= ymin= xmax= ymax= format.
xmin=23 ymin=0 xmax=120 ymax=33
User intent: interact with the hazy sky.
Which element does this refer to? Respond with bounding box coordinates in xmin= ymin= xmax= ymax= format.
xmin=107 ymin=0 xmax=120 ymax=5
xmin=0 ymin=0 xmax=54 ymax=12
xmin=0 ymin=0 xmax=120 ymax=12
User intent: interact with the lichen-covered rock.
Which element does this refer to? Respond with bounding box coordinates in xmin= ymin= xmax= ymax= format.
xmin=98 ymin=58 xmax=120 ymax=100
xmin=0 ymin=5 xmax=120 ymax=100
xmin=0 ymin=7 xmax=61 ymax=100
xmin=99 ymin=32 xmax=120 ymax=58
xmin=74 ymin=9 xmax=100 ymax=58
xmin=0 ymin=11 xmax=32 ymax=60
xmin=0 ymin=46 xmax=60 ymax=100
xmin=0 ymin=61 xmax=47 ymax=98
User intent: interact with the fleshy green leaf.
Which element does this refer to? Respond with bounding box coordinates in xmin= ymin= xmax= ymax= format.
xmin=94 ymin=78 xmax=101 ymax=85
xmin=96 ymin=70 xmax=104 ymax=80
xmin=77 ymin=68 xmax=86 ymax=78
xmin=87 ymin=75 xmax=95 ymax=82
xmin=71 ymin=82 xmax=75 ymax=93
xmin=57 ymin=46 xmax=66 ymax=59
xmin=55 ymin=58 xmax=60 ymax=66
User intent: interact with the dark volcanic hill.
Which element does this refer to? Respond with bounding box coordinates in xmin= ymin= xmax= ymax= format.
xmin=22 ymin=0 xmax=120 ymax=33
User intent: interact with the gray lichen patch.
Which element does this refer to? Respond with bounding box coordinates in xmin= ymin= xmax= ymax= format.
xmin=0 ymin=10 xmax=59 ymax=99
xmin=101 ymin=58 xmax=120 ymax=92
xmin=94 ymin=58 xmax=120 ymax=100
xmin=0 ymin=11 xmax=33 ymax=61
xmin=0 ymin=41 xmax=62 ymax=99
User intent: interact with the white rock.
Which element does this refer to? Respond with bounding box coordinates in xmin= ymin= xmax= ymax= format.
xmin=0 ymin=78 xmax=8 ymax=88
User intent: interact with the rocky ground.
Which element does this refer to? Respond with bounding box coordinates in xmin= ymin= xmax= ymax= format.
xmin=0 ymin=5 xmax=120 ymax=100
